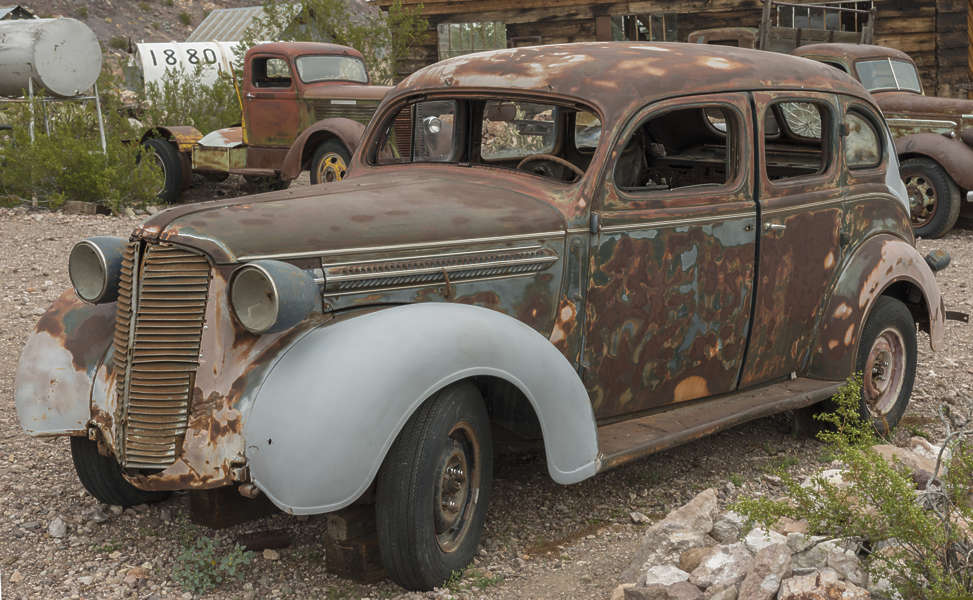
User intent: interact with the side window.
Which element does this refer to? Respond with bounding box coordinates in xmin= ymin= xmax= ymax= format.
xmin=614 ymin=105 xmax=737 ymax=192
xmin=575 ymin=110 xmax=601 ymax=151
xmin=374 ymin=100 xmax=458 ymax=164
xmin=844 ymin=110 xmax=882 ymax=170
xmin=764 ymin=100 xmax=831 ymax=181
xmin=252 ymin=57 xmax=292 ymax=88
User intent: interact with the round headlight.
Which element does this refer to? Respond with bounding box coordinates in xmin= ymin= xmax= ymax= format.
xmin=68 ymin=237 xmax=126 ymax=303
xmin=230 ymin=260 xmax=319 ymax=334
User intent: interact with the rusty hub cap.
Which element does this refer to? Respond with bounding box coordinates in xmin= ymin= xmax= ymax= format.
xmin=863 ymin=327 xmax=906 ymax=417
xmin=433 ymin=422 xmax=479 ymax=553
xmin=316 ymin=152 xmax=347 ymax=183
xmin=905 ymin=173 xmax=937 ymax=228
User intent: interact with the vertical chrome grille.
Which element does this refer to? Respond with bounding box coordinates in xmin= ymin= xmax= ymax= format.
xmin=113 ymin=242 xmax=211 ymax=469
xmin=311 ymin=99 xmax=379 ymax=124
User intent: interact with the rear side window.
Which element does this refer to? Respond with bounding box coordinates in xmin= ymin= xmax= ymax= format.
xmin=844 ymin=110 xmax=882 ymax=169
xmin=764 ymin=100 xmax=831 ymax=182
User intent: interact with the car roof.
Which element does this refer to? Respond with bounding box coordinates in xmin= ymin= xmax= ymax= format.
xmin=392 ymin=42 xmax=873 ymax=120
xmin=793 ymin=43 xmax=914 ymax=64
xmin=245 ymin=41 xmax=365 ymax=60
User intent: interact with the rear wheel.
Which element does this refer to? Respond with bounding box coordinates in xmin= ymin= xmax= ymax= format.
xmin=375 ymin=383 xmax=493 ymax=590
xmin=142 ymin=137 xmax=183 ymax=204
xmin=70 ymin=436 xmax=169 ymax=506
xmin=309 ymin=139 xmax=350 ymax=184
xmin=901 ymin=157 xmax=960 ymax=239
xmin=856 ymin=296 xmax=917 ymax=434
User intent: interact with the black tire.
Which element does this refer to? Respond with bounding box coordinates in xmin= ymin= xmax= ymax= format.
xmin=901 ymin=157 xmax=961 ymax=239
xmin=375 ymin=383 xmax=494 ymax=591
xmin=142 ymin=137 xmax=183 ymax=204
xmin=70 ymin=436 xmax=169 ymax=507
xmin=855 ymin=296 xmax=917 ymax=434
xmin=309 ymin=139 xmax=351 ymax=184
xmin=794 ymin=296 xmax=917 ymax=438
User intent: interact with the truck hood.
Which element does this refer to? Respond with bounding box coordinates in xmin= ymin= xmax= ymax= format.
xmin=874 ymin=91 xmax=973 ymax=120
xmin=135 ymin=169 xmax=569 ymax=264
xmin=302 ymin=82 xmax=391 ymax=102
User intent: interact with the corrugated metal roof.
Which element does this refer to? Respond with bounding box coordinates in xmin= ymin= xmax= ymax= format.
xmin=0 ymin=5 xmax=36 ymax=20
xmin=186 ymin=6 xmax=270 ymax=42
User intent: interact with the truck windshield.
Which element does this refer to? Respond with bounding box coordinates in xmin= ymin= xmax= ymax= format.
xmin=295 ymin=55 xmax=368 ymax=84
xmin=855 ymin=58 xmax=922 ymax=93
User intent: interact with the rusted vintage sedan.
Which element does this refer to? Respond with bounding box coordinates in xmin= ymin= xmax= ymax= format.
xmin=16 ymin=43 xmax=948 ymax=590
xmin=793 ymin=43 xmax=973 ymax=238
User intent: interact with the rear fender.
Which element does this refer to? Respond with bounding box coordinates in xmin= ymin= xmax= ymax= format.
xmin=14 ymin=290 xmax=114 ymax=436
xmin=140 ymin=125 xmax=202 ymax=152
xmin=279 ymin=117 xmax=364 ymax=180
xmin=807 ymin=234 xmax=944 ymax=380
xmin=243 ymin=303 xmax=598 ymax=514
xmin=896 ymin=133 xmax=973 ymax=190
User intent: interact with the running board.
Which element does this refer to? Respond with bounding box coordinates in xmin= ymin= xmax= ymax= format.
xmin=596 ymin=378 xmax=842 ymax=472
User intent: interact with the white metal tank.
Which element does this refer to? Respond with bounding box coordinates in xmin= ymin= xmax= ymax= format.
xmin=0 ymin=17 xmax=102 ymax=98
xmin=126 ymin=41 xmax=241 ymax=92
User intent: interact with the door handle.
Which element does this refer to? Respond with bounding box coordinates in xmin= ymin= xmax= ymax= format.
xmin=245 ymin=92 xmax=255 ymax=99
xmin=764 ymin=222 xmax=787 ymax=232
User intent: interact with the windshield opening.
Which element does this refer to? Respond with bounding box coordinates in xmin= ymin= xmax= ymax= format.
xmin=295 ymin=55 xmax=368 ymax=84
xmin=855 ymin=58 xmax=921 ymax=93
xmin=370 ymin=96 xmax=602 ymax=184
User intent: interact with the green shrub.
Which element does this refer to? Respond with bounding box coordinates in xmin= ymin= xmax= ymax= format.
xmin=108 ymin=36 xmax=128 ymax=51
xmin=77 ymin=6 xmax=88 ymax=18
xmin=172 ymin=536 xmax=253 ymax=595
xmin=178 ymin=11 xmax=191 ymax=26
xmin=734 ymin=376 xmax=973 ymax=600
xmin=0 ymin=83 xmax=162 ymax=213
xmin=140 ymin=65 xmax=241 ymax=135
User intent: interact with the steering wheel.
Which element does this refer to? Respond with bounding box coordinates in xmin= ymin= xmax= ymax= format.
xmin=516 ymin=154 xmax=584 ymax=181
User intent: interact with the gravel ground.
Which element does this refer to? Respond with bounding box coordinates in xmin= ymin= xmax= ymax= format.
xmin=0 ymin=206 xmax=970 ymax=600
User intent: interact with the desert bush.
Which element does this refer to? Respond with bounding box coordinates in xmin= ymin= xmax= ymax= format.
xmin=0 ymin=72 xmax=162 ymax=213
xmin=172 ymin=536 xmax=253 ymax=595
xmin=139 ymin=64 xmax=241 ymax=135
xmin=734 ymin=377 xmax=973 ymax=600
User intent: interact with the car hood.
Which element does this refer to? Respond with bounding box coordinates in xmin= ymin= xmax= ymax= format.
xmin=135 ymin=169 xmax=569 ymax=264
xmin=874 ymin=91 xmax=973 ymax=120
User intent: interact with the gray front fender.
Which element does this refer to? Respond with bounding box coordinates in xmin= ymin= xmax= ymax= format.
xmin=243 ymin=303 xmax=598 ymax=514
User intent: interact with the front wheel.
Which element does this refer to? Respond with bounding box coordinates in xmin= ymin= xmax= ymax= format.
xmin=71 ymin=436 xmax=169 ymax=506
xmin=856 ymin=296 xmax=917 ymax=434
xmin=375 ymin=382 xmax=494 ymax=590
xmin=309 ymin=139 xmax=351 ymax=184
xmin=900 ymin=157 xmax=960 ymax=239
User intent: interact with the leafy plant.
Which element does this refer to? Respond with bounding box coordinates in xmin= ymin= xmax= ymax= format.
xmin=139 ymin=64 xmax=241 ymax=135
xmin=108 ymin=36 xmax=128 ymax=51
xmin=734 ymin=376 xmax=973 ymax=600
xmin=178 ymin=11 xmax=191 ymax=26
xmin=235 ymin=0 xmax=428 ymax=84
xmin=172 ymin=536 xmax=254 ymax=595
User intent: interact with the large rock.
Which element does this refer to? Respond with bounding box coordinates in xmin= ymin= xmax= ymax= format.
xmin=711 ymin=511 xmax=746 ymax=544
xmin=622 ymin=489 xmax=720 ymax=582
xmin=743 ymin=527 xmax=786 ymax=554
xmin=642 ymin=565 xmax=690 ymax=587
xmin=688 ymin=543 xmax=753 ymax=590
xmin=771 ymin=517 xmax=809 ymax=535
xmin=680 ymin=547 xmax=717 ymax=573
xmin=872 ymin=444 xmax=938 ymax=480
xmin=736 ymin=543 xmax=791 ymax=600
xmin=777 ymin=569 xmax=870 ymax=600
xmin=625 ymin=582 xmax=704 ymax=600
xmin=801 ymin=469 xmax=852 ymax=491
xmin=826 ymin=547 xmax=867 ymax=587
xmin=704 ymin=583 xmax=737 ymax=600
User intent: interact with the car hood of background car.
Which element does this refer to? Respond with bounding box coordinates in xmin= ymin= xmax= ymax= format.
xmin=874 ymin=91 xmax=973 ymax=120
xmin=136 ymin=169 xmax=569 ymax=264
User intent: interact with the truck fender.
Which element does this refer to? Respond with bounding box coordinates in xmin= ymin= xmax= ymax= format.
xmin=279 ymin=117 xmax=365 ymax=181
xmin=807 ymin=234 xmax=944 ymax=381
xmin=140 ymin=125 xmax=202 ymax=152
xmin=895 ymin=132 xmax=973 ymax=191
xmin=14 ymin=290 xmax=114 ymax=436
xmin=243 ymin=303 xmax=599 ymax=515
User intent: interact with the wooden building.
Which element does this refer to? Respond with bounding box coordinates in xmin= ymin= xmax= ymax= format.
xmin=375 ymin=0 xmax=970 ymax=98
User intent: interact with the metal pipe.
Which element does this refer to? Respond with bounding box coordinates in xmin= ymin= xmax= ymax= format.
xmin=93 ymin=82 xmax=106 ymax=154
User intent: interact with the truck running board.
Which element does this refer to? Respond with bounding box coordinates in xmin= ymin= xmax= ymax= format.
xmin=596 ymin=377 xmax=843 ymax=472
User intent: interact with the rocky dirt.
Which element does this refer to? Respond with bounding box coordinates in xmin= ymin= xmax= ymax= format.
xmin=0 ymin=208 xmax=970 ymax=600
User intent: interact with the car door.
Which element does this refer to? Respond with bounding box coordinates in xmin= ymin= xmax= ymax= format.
xmin=738 ymin=91 xmax=844 ymax=387
xmin=243 ymin=54 xmax=301 ymax=148
xmin=583 ymin=93 xmax=757 ymax=420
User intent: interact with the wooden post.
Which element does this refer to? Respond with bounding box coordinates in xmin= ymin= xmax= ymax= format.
xmin=322 ymin=505 xmax=385 ymax=582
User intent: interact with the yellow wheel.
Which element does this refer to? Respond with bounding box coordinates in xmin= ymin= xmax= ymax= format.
xmin=310 ymin=140 xmax=350 ymax=184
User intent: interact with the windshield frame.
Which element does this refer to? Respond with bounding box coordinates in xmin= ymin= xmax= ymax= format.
xmin=294 ymin=54 xmax=369 ymax=85
xmin=854 ymin=57 xmax=923 ymax=94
